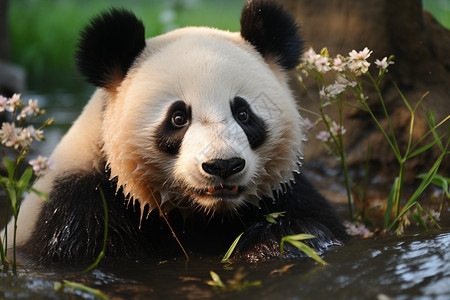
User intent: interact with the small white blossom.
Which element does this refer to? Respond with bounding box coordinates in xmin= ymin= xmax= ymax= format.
xmin=0 ymin=96 xmax=8 ymax=112
xmin=29 ymin=156 xmax=53 ymax=176
xmin=330 ymin=121 xmax=347 ymax=137
xmin=345 ymin=221 xmax=373 ymax=238
xmin=374 ymin=57 xmax=394 ymax=71
xmin=332 ymin=56 xmax=347 ymax=72
xmin=336 ymin=74 xmax=357 ymax=88
xmin=303 ymin=48 xmax=320 ymax=65
xmin=17 ymin=99 xmax=40 ymax=121
xmin=348 ymin=47 xmax=373 ymax=76
xmin=0 ymin=122 xmax=21 ymax=148
xmin=349 ymin=47 xmax=372 ymax=61
xmin=303 ymin=118 xmax=314 ymax=130
xmin=316 ymin=131 xmax=330 ymax=142
xmin=6 ymin=93 xmax=22 ymax=112
xmin=315 ymin=56 xmax=331 ymax=73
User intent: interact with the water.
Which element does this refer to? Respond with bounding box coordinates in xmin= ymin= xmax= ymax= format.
xmin=1 ymin=230 xmax=449 ymax=299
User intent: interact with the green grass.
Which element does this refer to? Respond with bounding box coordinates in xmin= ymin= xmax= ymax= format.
xmin=423 ymin=0 xmax=450 ymax=28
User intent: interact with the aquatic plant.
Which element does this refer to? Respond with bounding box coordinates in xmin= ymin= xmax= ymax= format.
xmin=0 ymin=94 xmax=53 ymax=273
xmin=297 ymin=47 xmax=449 ymax=234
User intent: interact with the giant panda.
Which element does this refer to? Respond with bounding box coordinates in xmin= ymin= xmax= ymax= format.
xmin=4 ymin=0 xmax=346 ymax=264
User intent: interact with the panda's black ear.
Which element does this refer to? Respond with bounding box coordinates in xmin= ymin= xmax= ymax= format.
xmin=75 ymin=8 xmax=146 ymax=89
xmin=240 ymin=0 xmax=303 ymax=70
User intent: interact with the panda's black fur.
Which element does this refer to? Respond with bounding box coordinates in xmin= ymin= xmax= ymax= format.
xmin=16 ymin=0 xmax=347 ymax=264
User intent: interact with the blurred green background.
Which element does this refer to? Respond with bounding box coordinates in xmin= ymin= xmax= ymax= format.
xmin=8 ymin=0 xmax=450 ymax=95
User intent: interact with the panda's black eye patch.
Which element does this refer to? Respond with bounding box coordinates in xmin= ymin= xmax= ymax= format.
xmin=231 ymin=97 xmax=267 ymax=149
xmin=155 ymin=101 xmax=191 ymax=155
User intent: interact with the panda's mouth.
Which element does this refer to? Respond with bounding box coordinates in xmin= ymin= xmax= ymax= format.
xmin=197 ymin=185 xmax=243 ymax=199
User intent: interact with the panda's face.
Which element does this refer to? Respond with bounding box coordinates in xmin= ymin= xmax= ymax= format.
xmin=102 ymin=29 xmax=304 ymax=213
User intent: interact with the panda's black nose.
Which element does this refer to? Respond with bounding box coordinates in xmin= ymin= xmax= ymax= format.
xmin=202 ymin=158 xmax=245 ymax=179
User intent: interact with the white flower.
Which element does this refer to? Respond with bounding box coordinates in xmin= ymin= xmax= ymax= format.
xmin=303 ymin=48 xmax=320 ymax=65
xmin=344 ymin=221 xmax=373 ymax=238
xmin=316 ymin=131 xmax=330 ymax=142
xmin=315 ymin=56 xmax=331 ymax=73
xmin=303 ymin=118 xmax=314 ymax=130
xmin=349 ymin=47 xmax=372 ymax=61
xmin=374 ymin=57 xmax=394 ymax=71
xmin=330 ymin=121 xmax=346 ymax=137
xmin=332 ymin=56 xmax=347 ymax=72
xmin=0 ymin=122 xmax=21 ymax=149
xmin=348 ymin=47 xmax=373 ymax=76
xmin=0 ymin=96 xmax=8 ymax=112
xmin=29 ymin=156 xmax=53 ymax=176
xmin=17 ymin=99 xmax=40 ymax=121
xmin=6 ymin=93 xmax=22 ymax=112
xmin=336 ymin=74 xmax=357 ymax=88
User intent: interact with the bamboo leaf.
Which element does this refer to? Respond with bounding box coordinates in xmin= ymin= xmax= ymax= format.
xmin=222 ymin=232 xmax=243 ymax=263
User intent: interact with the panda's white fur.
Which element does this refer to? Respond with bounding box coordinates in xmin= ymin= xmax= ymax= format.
xmin=105 ymin=27 xmax=304 ymax=216
xmin=3 ymin=0 xmax=345 ymax=263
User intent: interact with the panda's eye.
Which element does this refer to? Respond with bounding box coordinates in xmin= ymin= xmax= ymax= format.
xmin=236 ymin=109 xmax=249 ymax=122
xmin=171 ymin=110 xmax=188 ymax=128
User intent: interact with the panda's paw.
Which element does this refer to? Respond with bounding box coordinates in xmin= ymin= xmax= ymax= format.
xmin=232 ymin=219 xmax=341 ymax=262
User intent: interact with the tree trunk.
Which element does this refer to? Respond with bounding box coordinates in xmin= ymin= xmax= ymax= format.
xmin=280 ymin=0 xmax=449 ymax=182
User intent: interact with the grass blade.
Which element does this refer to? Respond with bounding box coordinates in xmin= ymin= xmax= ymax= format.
xmin=280 ymin=234 xmax=327 ymax=265
xmin=387 ymin=151 xmax=445 ymax=232
xmin=54 ymin=280 xmax=109 ymax=300
xmin=222 ymin=232 xmax=243 ymax=263
xmin=384 ymin=177 xmax=398 ymax=228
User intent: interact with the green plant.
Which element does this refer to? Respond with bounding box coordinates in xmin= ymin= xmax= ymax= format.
xmin=54 ymin=280 xmax=109 ymax=300
xmin=298 ymin=47 xmax=449 ymax=234
xmin=207 ymin=269 xmax=261 ymax=292
xmin=280 ymin=234 xmax=327 ymax=265
xmin=0 ymin=94 xmax=53 ymax=273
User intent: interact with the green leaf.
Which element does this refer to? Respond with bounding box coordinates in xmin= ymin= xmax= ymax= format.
xmin=30 ymin=188 xmax=49 ymax=202
xmin=6 ymin=184 xmax=18 ymax=215
xmin=410 ymin=204 xmax=427 ymax=230
xmin=280 ymin=234 xmax=327 ymax=265
xmin=16 ymin=167 xmax=34 ymax=196
xmin=55 ymin=280 xmax=109 ymax=300
xmin=222 ymin=232 xmax=243 ymax=263
xmin=4 ymin=157 xmax=16 ymax=181
xmin=407 ymin=139 xmax=439 ymax=159
xmin=264 ymin=211 xmax=286 ymax=224
xmin=388 ymin=151 xmax=445 ymax=232
xmin=384 ymin=177 xmax=398 ymax=228
xmin=207 ymin=271 xmax=225 ymax=288
xmin=417 ymin=173 xmax=450 ymax=198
